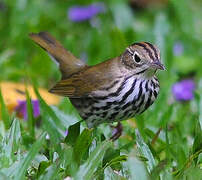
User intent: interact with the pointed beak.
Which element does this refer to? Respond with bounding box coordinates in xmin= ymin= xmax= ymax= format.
xmin=151 ymin=61 xmax=165 ymax=70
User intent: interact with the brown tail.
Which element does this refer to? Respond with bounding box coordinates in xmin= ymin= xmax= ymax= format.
xmin=29 ymin=32 xmax=87 ymax=79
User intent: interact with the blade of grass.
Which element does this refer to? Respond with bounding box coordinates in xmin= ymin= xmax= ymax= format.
xmin=25 ymin=89 xmax=35 ymax=138
xmin=150 ymin=160 xmax=168 ymax=179
xmin=173 ymin=149 xmax=202 ymax=177
xmin=7 ymin=118 xmax=21 ymax=161
xmin=65 ymin=122 xmax=80 ymax=146
xmin=73 ymin=128 xmax=93 ymax=164
xmin=0 ymin=88 xmax=10 ymax=129
xmin=193 ymin=121 xmax=202 ymax=158
xmin=127 ymin=153 xmax=149 ymax=180
xmin=0 ymin=118 xmax=21 ymax=170
xmin=75 ymin=140 xmax=112 ymax=180
xmin=199 ymin=91 xmax=202 ymax=130
xmin=14 ymin=132 xmax=46 ymax=180
xmin=38 ymin=163 xmax=60 ymax=180
xmin=95 ymin=155 xmax=127 ymax=178
xmin=104 ymin=155 xmax=127 ymax=169
xmin=0 ymin=172 xmax=9 ymax=179
xmin=195 ymin=89 xmax=202 ymax=134
xmin=36 ymin=161 xmax=51 ymax=178
xmin=104 ymin=166 xmax=127 ymax=180
xmin=135 ymin=129 xmax=156 ymax=172
xmin=33 ymin=86 xmax=63 ymax=144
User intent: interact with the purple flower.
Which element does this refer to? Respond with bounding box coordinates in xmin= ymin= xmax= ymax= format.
xmin=173 ymin=42 xmax=184 ymax=56
xmin=172 ymin=79 xmax=195 ymax=101
xmin=68 ymin=3 xmax=106 ymax=22
xmin=15 ymin=99 xmax=40 ymax=120
xmin=64 ymin=130 xmax=68 ymax=137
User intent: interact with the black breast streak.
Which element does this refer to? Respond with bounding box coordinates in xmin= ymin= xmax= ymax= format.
xmin=100 ymin=111 xmax=108 ymax=118
xmin=136 ymin=81 xmax=143 ymax=102
xmin=92 ymin=74 xmax=133 ymax=105
xmin=95 ymin=77 xmax=126 ymax=100
xmin=122 ymin=109 xmax=130 ymax=119
xmin=153 ymin=90 xmax=158 ymax=98
xmin=154 ymin=77 xmax=158 ymax=82
xmin=145 ymin=80 xmax=149 ymax=92
xmin=101 ymin=103 xmax=112 ymax=111
xmin=84 ymin=112 xmax=93 ymax=118
xmin=114 ymin=106 xmax=121 ymax=111
xmin=109 ymin=111 xmax=119 ymax=119
xmin=151 ymin=79 xmax=156 ymax=89
xmin=89 ymin=76 xmax=137 ymax=121
xmin=119 ymin=79 xmax=137 ymax=105
xmin=136 ymin=94 xmax=145 ymax=114
xmin=144 ymin=90 xmax=152 ymax=110
xmin=122 ymin=101 xmax=132 ymax=110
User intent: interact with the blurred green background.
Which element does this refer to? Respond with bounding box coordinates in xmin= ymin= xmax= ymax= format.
xmin=1 ymin=0 xmax=202 ymax=86
xmin=0 ymin=0 xmax=202 ymax=179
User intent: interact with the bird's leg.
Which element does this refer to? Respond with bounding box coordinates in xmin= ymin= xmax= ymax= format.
xmin=110 ymin=122 xmax=123 ymax=141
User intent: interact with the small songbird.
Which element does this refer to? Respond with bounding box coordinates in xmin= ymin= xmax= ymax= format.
xmin=30 ymin=32 xmax=165 ymax=140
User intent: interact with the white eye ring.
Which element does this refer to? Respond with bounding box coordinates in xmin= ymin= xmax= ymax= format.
xmin=132 ymin=52 xmax=141 ymax=63
xmin=126 ymin=48 xmax=141 ymax=63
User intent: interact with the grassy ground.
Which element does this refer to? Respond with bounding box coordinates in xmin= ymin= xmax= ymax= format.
xmin=0 ymin=0 xmax=202 ymax=179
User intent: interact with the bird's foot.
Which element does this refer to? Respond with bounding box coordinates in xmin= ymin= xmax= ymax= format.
xmin=110 ymin=122 xmax=123 ymax=141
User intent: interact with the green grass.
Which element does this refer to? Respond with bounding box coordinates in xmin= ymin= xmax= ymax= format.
xmin=0 ymin=0 xmax=202 ymax=179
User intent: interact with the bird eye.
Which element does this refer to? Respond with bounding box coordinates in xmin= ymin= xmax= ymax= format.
xmin=133 ymin=53 xmax=141 ymax=63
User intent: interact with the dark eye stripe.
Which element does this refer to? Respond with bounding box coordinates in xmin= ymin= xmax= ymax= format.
xmin=133 ymin=42 xmax=155 ymax=61
xmin=144 ymin=42 xmax=158 ymax=60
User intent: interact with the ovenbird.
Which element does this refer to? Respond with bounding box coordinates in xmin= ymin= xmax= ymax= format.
xmin=30 ymin=32 xmax=165 ymax=139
